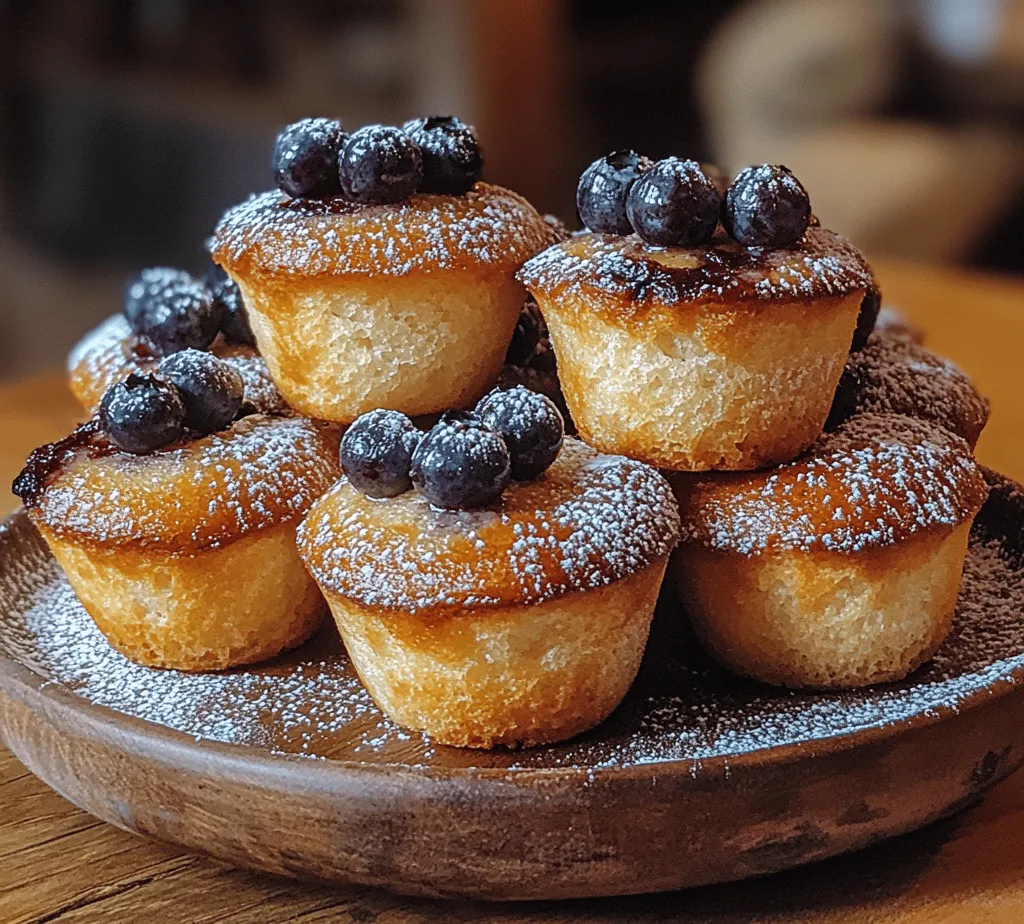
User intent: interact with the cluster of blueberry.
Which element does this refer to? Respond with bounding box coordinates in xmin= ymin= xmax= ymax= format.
xmin=99 ymin=350 xmax=246 ymax=454
xmin=577 ymin=153 xmax=812 ymax=250
xmin=124 ymin=265 xmax=254 ymax=356
xmin=341 ymin=386 xmax=565 ymax=510
xmin=273 ymin=115 xmax=483 ymax=204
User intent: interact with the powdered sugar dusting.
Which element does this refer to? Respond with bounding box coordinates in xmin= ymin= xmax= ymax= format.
xmin=213 ymin=183 xmax=549 ymax=281
xmin=679 ymin=412 xmax=989 ymax=555
xmin=2 ymin=474 xmax=1023 ymax=768
xmin=298 ymin=438 xmax=680 ymax=609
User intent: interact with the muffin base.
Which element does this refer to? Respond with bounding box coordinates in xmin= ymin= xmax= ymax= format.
xmin=238 ymin=273 xmax=525 ymax=423
xmin=673 ymin=521 xmax=975 ymax=689
xmin=322 ymin=556 xmax=669 ymax=748
xmin=540 ymin=291 xmax=862 ymax=471
xmin=37 ymin=521 xmax=325 ymax=671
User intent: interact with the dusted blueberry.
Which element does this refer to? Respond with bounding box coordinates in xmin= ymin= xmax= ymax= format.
xmin=410 ymin=414 xmax=511 ymax=509
xmin=476 ymin=386 xmax=563 ymax=481
xmin=341 ymin=409 xmax=421 ymax=498
xmin=99 ymin=373 xmax=186 ymax=454
xmin=273 ymin=117 xmax=346 ymax=199
xmin=158 ymin=349 xmax=244 ymax=434
xmin=402 ymin=115 xmax=482 ymax=195
xmin=207 ymin=265 xmax=255 ymax=346
xmin=124 ymin=267 xmax=193 ymax=330
xmin=130 ymin=274 xmax=221 ymax=356
xmin=339 ymin=125 xmax=423 ymax=204
xmin=576 ymin=150 xmax=651 ymax=235
xmin=626 ymin=157 xmax=720 ymax=247
xmin=721 ymin=164 xmax=811 ymax=248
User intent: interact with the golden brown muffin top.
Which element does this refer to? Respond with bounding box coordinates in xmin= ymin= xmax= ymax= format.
xmin=22 ymin=415 xmax=340 ymax=554
xmin=518 ymin=227 xmax=874 ymax=319
xmin=212 ymin=182 xmax=550 ymax=283
xmin=297 ymin=438 xmax=680 ymax=613
xmin=675 ymin=412 xmax=988 ymax=556
xmin=829 ymin=330 xmax=989 ymax=447
xmin=67 ymin=314 xmax=285 ymax=416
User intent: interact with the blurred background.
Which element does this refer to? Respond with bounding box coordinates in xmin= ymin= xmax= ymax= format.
xmin=2 ymin=0 xmax=1024 ymax=379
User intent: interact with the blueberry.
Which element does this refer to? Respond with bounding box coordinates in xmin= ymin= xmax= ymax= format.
xmin=206 ymin=264 xmax=255 ymax=346
xmin=476 ymin=386 xmax=563 ymax=481
xmin=402 ymin=115 xmax=482 ymax=195
xmin=626 ymin=157 xmax=720 ymax=247
xmin=158 ymin=349 xmax=244 ymax=434
xmin=851 ymin=282 xmax=882 ymax=353
xmin=99 ymin=373 xmax=186 ymax=454
xmin=124 ymin=267 xmax=192 ymax=330
xmin=576 ymin=150 xmax=651 ymax=235
xmin=340 ymin=409 xmax=421 ymax=498
xmin=339 ymin=125 xmax=423 ymax=204
xmin=127 ymin=271 xmax=221 ymax=355
xmin=410 ymin=413 xmax=511 ymax=509
xmin=505 ymin=296 xmax=547 ymax=368
xmin=721 ymin=164 xmax=811 ymax=249
xmin=273 ymin=118 xmax=346 ymax=199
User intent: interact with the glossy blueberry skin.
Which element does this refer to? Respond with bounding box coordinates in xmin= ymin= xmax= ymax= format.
xmin=626 ymin=157 xmax=720 ymax=247
xmin=128 ymin=272 xmax=222 ymax=356
xmin=158 ymin=349 xmax=244 ymax=434
xmin=341 ymin=409 xmax=421 ymax=499
xmin=99 ymin=373 xmax=186 ymax=454
xmin=576 ymin=150 xmax=651 ymax=235
xmin=402 ymin=115 xmax=482 ymax=195
xmin=721 ymin=164 xmax=811 ymax=249
xmin=338 ymin=125 xmax=423 ymax=204
xmin=272 ymin=118 xmax=346 ymax=199
xmin=207 ymin=264 xmax=255 ymax=347
xmin=410 ymin=413 xmax=511 ymax=509
xmin=123 ymin=267 xmax=193 ymax=331
xmin=475 ymin=386 xmax=564 ymax=481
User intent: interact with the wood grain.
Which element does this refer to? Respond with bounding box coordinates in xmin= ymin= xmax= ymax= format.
xmin=2 ymin=258 xmax=1024 ymax=921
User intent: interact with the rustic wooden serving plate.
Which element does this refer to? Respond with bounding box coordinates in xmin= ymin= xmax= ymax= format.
xmin=2 ymin=471 xmax=1024 ymax=901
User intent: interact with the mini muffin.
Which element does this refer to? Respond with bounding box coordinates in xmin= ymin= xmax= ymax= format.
xmin=212 ymin=184 xmax=551 ymax=423
xmin=671 ymin=412 xmax=989 ymax=689
xmin=15 ymin=413 xmax=340 ymax=671
xmin=828 ymin=329 xmax=989 ymax=448
xmin=67 ymin=314 xmax=285 ymax=415
xmin=519 ymin=227 xmax=873 ymax=471
xmin=298 ymin=437 xmax=680 ymax=748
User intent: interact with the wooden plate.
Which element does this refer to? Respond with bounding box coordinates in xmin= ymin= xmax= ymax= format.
xmin=2 ymin=470 xmax=1024 ymax=901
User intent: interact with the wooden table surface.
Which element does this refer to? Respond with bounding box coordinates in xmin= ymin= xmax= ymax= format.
xmin=2 ymin=258 xmax=1024 ymax=923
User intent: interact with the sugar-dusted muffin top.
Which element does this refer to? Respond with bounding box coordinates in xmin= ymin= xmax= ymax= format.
xmin=829 ymin=330 xmax=989 ymax=447
xmin=519 ymin=226 xmax=874 ymax=319
xmin=298 ymin=438 xmax=680 ymax=613
xmin=213 ymin=182 xmax=551 ymax=283
xmin=22 ymin=415 xmax=340 ymax=554
xmin=67 ymin=314 xmax=285 ymax=416
xmin=675 ymin=412 xmax=988 ymax=556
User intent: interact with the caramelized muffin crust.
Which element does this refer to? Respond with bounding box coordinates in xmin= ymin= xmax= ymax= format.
xmin=519 ymin=227 xmax=874 ymax=324
xmin=676 ymin=412 xmax=988 ymax=556
xmin=298 ymin=439 xmax=680 ymax=613
xmin=213 ymin=183 xmax=550 ymax=284
xmin=28 ymin=415 xmax=340 ymax=554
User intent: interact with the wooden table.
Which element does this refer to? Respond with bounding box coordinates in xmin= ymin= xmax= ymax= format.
xmin=2 ymin=259 xmax=1024 ymax=923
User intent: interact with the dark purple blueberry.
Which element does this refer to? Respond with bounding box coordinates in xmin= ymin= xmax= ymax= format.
xmin=576 ymin=150 xmax=652 ymax=235
xmin=99 ymin=373 xmax=186 ymax=454
xmin=273 ymin=118 xmax=346 ymax=199
xmin=626 ymin=157 xmax=720 ymax=247
xmin=851 ymin=282 xmax=882 ymax=353
xmin=402 ymin=115 xmax=482 ymax=195
xmin=123 ymin=267 xmax=192 ymax=330
xmin=340 ymin=409 xmax=421 ymax=498
xmin=721 ymin=164 xmax=811 ymax=249
xmin=410 ymin=413 xmax=511 ymax=509
xmin=158 ymin=349 xmax=244 ymax=434
xmin=132 ymin=274 xmax=221 ymax=356
xmin=475 ymin=386 xmax=563 ymax=481
xmin=207 ymin=265 xmax=255 ymax=346
xmin=505 ymin=296 xmax=547 ymax=368
xmin=338 ymin=125 xmax=423 ymax=204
